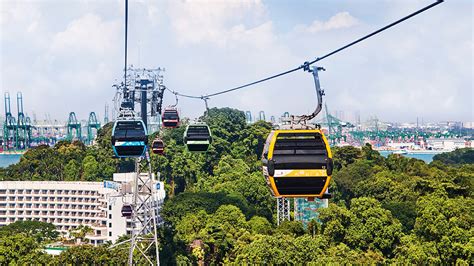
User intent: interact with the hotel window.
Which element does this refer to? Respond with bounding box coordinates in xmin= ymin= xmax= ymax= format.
xmin=109 ymin=223 xmax=112 ymax=228
xmin=109 ymin=232 xmax=112 ymax=237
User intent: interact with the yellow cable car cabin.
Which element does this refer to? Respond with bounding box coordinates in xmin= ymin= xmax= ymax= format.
xmin=262 ymin=129 xmax=333 ymax=199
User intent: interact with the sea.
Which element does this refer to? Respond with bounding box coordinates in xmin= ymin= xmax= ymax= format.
xmin=378 ymin=150 xmax=441 ymax=163
xmin=0 ymin=154 xmax=22 ymax=168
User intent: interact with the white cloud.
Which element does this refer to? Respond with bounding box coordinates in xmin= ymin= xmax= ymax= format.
xmin=166 ymin=0 xmax=266 ymax=47
xmin=51 ymin=13 xmax=121 ymax=56
xmin=0 ymin=0 xmax=471 ymax=123
xmin=295 ymin=12 xmax=359 ymax=33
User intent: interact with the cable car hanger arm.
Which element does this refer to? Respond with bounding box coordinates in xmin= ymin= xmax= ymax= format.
xmin=296 ymin=65 xmax=325 ymax=122
xmin=167 ymin=0 xmax=443 ymax=100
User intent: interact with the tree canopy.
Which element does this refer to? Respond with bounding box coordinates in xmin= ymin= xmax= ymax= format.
xmin=1 ymin=107 xmax=472 ymax=264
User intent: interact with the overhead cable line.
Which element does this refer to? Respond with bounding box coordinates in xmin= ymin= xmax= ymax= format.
xmin=123 ymin=0 xmax=128 ymax=92
xmin=168 ymin=0 xmax=443 ymax=100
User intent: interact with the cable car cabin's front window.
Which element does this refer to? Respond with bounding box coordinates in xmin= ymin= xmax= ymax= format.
xmin=163 ymin=113 xmax=179 ymax=120
xmin=152 ymin=142 xmax=163 ymax=149
xmin=272 ymin=132 xmax=328 ymax=170
xmin=262 ymin=132 xmax=274 ymax=160
xmin=126 ymin=129 xmax=145 ymax=139
xmin=186 ymin=127 xmax=210 ymax=141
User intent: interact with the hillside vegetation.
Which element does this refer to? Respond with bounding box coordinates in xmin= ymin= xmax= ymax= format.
xmin=0 ymin=108 xmax=472 ymax=264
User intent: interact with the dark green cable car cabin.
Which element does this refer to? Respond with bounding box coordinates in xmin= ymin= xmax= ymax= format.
xmin=111 ymin=120 xmax=148 ymax=158
xmin=183 ymin=123 xmax=212 ymax=152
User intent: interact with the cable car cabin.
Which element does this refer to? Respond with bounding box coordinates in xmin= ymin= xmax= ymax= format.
xmin=111 ymin=120 xmax=147 ymax=158
xmin=162 ymin=108 xmax=180 ymax=128
xmin=151 ymin=138 xmax=165 ymax=155
xmin=121 ymin=204 xmax=133 ymax=217
xmin=261 ymin=129 xmax=333 ymax=199
xmin=183 ymin=123 xmax=212 ymax=152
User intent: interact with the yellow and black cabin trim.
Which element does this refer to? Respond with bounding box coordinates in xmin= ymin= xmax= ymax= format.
xmin=262 ymin=129 xmax=333 ymax=199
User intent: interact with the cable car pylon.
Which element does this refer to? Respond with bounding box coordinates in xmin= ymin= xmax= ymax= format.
xmin=127 ymin=152 xmax=160 ymax=265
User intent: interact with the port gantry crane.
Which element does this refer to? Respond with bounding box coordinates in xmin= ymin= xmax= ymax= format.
xmin=3 ymin=92 xmax=33 ymax=150
xmin=3 ymin=92 xmax=17 ymax=150
xmin=87 ymin=112 xmax=101 ymax=145
xmin=66 ymin=112 xmax=82 ymax=142
xmin=16 ymin=92 xmax=32 ymax=149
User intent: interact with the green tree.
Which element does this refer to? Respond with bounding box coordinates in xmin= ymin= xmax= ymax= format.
xmin=54 ymin=245 xmax=126 ymax=264
xmin=332 ymin=146 xmax=362 ymax=170
xmin=248 ymin=216 xmax=272 ymax=235
xmin=432 ymin=148 xmax=474 ymax=165
xmin=69 ymin=225 xmax=93 ymax=244
xmin=82 ymin=155 xmax=100 ymax=181
xmin=414 ymin=192 xmax=473 ymax=263
xmin=320 ymin=198 xmax=403 ymax=257
xmin=0 ymin=221 xmax=58 ymax=243
xmin=0 ymin=234 xmax=49 ymax=264
xmin=64 ymin=159 xmax=81 ymax=181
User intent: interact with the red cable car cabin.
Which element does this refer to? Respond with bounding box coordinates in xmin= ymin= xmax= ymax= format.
xmin=151 ymin=139 xmax=165 ymax=155
xmin=162 ymin=108 xmax=180 ymax=128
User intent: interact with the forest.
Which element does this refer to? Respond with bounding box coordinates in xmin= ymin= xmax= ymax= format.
xmin=0 ymin=108 xmax=472 ymax=264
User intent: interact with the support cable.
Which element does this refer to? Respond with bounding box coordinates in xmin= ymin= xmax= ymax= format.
xmin=124 ymin=0 xmax=128 ymax=94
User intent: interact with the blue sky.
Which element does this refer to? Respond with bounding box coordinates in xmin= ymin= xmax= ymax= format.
xmin=0 ymin=0 xmax=472 ymax=123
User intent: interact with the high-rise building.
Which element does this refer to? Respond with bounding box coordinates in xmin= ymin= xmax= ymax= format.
xmin=0 ymin=173 xmax=165 ymax=245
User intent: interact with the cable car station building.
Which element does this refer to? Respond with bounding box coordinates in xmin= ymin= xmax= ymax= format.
xmin=0 ymin=173 xmax=165 ymax=245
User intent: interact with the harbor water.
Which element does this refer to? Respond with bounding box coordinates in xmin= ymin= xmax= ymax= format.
xmin=378 ymin=150 xmax=442 ymax=163
xmin=0 ymin=154 xmax=22 ymax=168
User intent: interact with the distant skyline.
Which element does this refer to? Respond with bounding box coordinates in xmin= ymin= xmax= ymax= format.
xmin=1 ymin=0 xmax=472 ymax=123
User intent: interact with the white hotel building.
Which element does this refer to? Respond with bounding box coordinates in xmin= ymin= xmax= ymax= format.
xmin=0 ymin=173 xmax=165 ymax=245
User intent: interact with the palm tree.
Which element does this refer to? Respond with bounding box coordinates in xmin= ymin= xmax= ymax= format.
xmin=69 ymin=225 xmax=93 ymax=245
